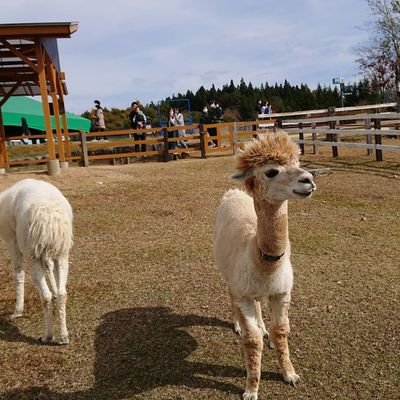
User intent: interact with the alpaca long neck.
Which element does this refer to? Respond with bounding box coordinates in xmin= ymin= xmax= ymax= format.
xmin=254 ymin=196 xmax=289 ymax=257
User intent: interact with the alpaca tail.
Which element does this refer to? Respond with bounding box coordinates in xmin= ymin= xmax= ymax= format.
xmin=28 ymin=202 xmax=73 ymax=264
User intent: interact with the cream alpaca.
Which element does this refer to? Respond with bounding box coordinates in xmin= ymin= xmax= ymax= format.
xmin=0 ymin=179 xmax=73 ymax=344
xmin=214 ymin=130 xmax=316 ymax=399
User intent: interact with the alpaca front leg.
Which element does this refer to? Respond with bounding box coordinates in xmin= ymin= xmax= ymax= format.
xmin=229 ymin=291 xmax=242 ymax=335
xmin=270 ymin=293 xmax=300 ymax=385
xmin=255 ymin=300 xmax=268 ymax=337
xmin=31 ymin=262 xmax=54 ymax=344
xmin=236 ymin=299 xmax=264 ymax=400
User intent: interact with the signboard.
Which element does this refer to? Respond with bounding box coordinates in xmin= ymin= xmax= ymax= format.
xmin=332 ymin=77 xmax=344 ymax=84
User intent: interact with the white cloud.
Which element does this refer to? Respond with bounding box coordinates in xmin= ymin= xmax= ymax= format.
xmin=1 ymin=0 xmax=372 ymax=113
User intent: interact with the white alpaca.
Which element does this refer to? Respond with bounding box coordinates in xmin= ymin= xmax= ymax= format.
xmin=214 ymin=130 xmax=316 ymax=399
xmin=0 ymin=178 xmax=73 ymax=345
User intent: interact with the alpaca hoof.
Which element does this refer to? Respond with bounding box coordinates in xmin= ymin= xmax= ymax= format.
xmin=260 ymin=326 xmax=268 ymax=337
xmin=283 ymin=371 xmax=300 ymax=386
xmin=58 ymin=335 xmax=69 ymax=345
xmin=243 ymin=390 xmax=258 ymax=400
xmin=233 ymin=321 xmax=242 ymax=336
xmin=39 ymin=336 xmax=55 ymax=345
xmin=10 ymin=311 xmax=23 ymax=320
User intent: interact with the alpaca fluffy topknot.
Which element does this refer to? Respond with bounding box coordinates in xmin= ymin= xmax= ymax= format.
xmin=236 ymin=130 xmax=299 ymax=172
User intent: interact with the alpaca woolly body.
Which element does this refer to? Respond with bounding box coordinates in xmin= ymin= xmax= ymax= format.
xmin=214 ymin=130 xmax=316 ymax=400
xmin=0 ymin=178 xmax=73 ymax=344
xmin=215 ymin=189 xmax=294 ymax=300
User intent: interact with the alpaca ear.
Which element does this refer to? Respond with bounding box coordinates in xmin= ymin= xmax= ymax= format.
xmin=231 ymin=170 xmax=255 ymax=195
xmin=230 ymin=170 xmax=247 ymax=181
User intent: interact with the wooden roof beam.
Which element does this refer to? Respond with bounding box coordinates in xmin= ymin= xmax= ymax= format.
xmin=0 ymin=80 xmax=23 ymax=106
xmin=0 ymin=40 xmax=38 ymax=73
xmin=0 ymin=22 xmax=78 ymax=39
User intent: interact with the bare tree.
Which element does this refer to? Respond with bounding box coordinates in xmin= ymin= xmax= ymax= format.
xmin=357 ymin=0 xmax=400 ymax=108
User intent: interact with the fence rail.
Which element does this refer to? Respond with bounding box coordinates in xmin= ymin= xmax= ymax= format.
xmin=1 ymin=103 xmax=400 ymax=170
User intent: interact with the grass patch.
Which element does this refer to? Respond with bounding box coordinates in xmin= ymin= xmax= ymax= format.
xmin=0 ymin=153 xmax=399 ymax=399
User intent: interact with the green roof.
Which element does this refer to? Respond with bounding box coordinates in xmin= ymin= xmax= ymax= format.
xmin=1 ymin=96 xmax=90 ymax=132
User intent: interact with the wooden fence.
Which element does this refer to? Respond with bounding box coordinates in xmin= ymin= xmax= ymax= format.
xmin=2 ymin=103 xmax=400 ymax=170
xmin=280 ymin=112 xmax=400 ymax=161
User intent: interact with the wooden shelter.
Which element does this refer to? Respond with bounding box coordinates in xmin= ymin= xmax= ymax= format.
xmin=0 ymin=22 xmax=78 ymax=175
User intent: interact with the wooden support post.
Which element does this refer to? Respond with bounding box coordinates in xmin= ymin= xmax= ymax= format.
xmin=61 ymin=108 xmax=71 ymax=161
xmin=48 ymin=63 xmax=66 ymax=163
xmin=56 ymin=71 xmax=72 ymax=161
xmin=58 ymin=80 xmax=72 ymax=162
xmin=162 ymin=127 xmax=169 ymax=162
xmin=298 ymin=122 xmax=304 ymax=155
xmin=199 ymin=124 xmax=207 ymax=159
xmin=374 ymin=118 xmax=383 ymax=161
xmin=80 ymin=130 xmax=89 ymax=167
xmin=0 ymin=108 xmax=8 ymax=173
xmin=35 ymin=40 xmax=56 ymax=162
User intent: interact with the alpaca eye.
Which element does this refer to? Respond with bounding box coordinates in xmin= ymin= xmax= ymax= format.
xmin=265 ymin=169 xmax=279 ymax=178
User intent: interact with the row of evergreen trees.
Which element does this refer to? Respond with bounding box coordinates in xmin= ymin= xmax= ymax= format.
xmin=84 ymin=78 xmax=382 ymax=130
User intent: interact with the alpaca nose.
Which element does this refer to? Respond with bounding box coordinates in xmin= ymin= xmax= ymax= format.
xmin=298 ymin=172 xmax=316 ymax=190
xmin=299 ymin=176 xmax=312 ymax=184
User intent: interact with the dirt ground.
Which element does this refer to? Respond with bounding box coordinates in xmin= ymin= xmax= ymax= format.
xmin=0 ymin=151 xmax=399 ymax=400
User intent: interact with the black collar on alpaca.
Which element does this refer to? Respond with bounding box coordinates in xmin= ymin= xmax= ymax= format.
xmin=260 ymin=250 xmax=285 ymax=262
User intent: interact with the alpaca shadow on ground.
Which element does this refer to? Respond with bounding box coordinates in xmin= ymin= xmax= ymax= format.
xmin=2 ymin=307 xmax=282 ymax=399
xmin=88 ymin=307 xmax=245 ymax=397
xmin=0 ymin=315 xmax=39 ymax=345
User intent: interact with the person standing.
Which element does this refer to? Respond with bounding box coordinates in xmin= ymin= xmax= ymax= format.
xmin=174 ymin=108 xmax=188 ymax=150
xmin=256 ymin=99 xmax=263 ymax=114
xmin=167 ymin=108 xmax=178 ymax=150
xmin=200 ymin=106 xmax=216 ymax=148
xmin=90 ymin=100 xmax=107 ymax=140
xmin=207 ymin=101 xmax=218 ymax=146
xmin=214 ymin=102 xmax=224 ymax=121
xmin=261 ymin=100 xmax=271 ymax=114
xmin=128 ymin=101 xmax=147 ymax=152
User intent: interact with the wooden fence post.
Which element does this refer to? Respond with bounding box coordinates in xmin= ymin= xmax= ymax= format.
xmin=199 ymin=124 xmax=207 ymax=159
xmin=298 ymin=122 xmax=304 ymax=155
xmin=365 ymin=118 xmax=372 ymax=156
xmin=80 ymin=130 xmax=89 ymax=167
xmin=218 ymin=123 xmax=223 ymax=149
xmin=330 ymin=119 xmax=338 ymax=158
xmin=374 ymin=118 xmax=383 ymax=161
xmin=229 ymin=123 xmax=235 ymax=154
xmin=162 ymin=127 xmax=169 ymax=162
xmin=233 ymin=122 xmax=237 ymax=154
xmin=311 ymin=122 xmax=318 ymax=154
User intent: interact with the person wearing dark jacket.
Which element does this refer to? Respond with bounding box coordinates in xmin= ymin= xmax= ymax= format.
xmin=128 ymin=101 xmax=147 ymax=152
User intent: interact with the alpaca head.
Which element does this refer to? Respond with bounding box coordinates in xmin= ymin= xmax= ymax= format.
xmin=231 ymin=130 xmax=316 ymax=201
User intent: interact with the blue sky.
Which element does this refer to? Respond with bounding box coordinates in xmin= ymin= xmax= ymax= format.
xmin=2 ymin=0 xmax=373 ymax=114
